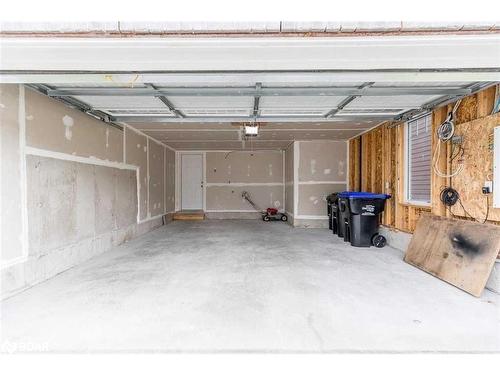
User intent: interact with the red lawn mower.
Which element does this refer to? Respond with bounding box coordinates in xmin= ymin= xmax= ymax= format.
xmin=242 ymin=191 xmax=288 ymax=222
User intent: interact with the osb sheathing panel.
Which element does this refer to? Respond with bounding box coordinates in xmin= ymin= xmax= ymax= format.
xmin=0 ymin=84 xmax=24 ymax=261
xmin=25 ymin=88 xmax=123 ymax=162
xmin=148 ymin=140 xmax=165 ymax=217
xmin=285 ymin=144 xmax=294 ymax=214
xmin=125 ymin=128 xmax=148 ymax=220
xmin=206 ymin=151 xmax=283 ymax=183
xmin=298 ymin=183 xmax=347 ymax=216
xmin=298 ymin=141 xmax=347 ymax=182
xmin=451 ymin=112 xmax=500 ymax=222
xmin=206 ymin=185 xmax=284 ymax=211
xmin=165 ymin=148 xmax=176 ymax=213
xmin=349 ymin=85 xmax=498 ymax=234
xmin=26 ymin=155 xmax=137 ymax=256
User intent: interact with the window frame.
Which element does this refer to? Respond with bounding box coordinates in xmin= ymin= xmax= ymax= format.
xmin=404 ymin=112 xmax=432 ymax=207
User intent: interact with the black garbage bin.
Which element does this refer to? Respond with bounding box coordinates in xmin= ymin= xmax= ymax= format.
xmin=337 ymin=194 xmax=351 ymax=239
xmin=326 ymin=193 xmax=339 ymax=234
xmin=338 ymin=192 xmax=391 ymax=247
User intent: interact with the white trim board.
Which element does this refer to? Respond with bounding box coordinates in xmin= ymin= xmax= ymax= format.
xmin=24 ymin=146 xmax=138 ymax=171
xmin=205 ymin=182 xmax=283 ymax=187
xmin=19 ymin=84 xmax=29 ymax=261
xmin=293 ymin=141 xmax=299 ymax=216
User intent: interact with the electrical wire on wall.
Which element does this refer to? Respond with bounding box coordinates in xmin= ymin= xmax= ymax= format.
xmin=432 ymin=99 xmax=465 ymax=178
xmin=440 ymin=187 xmax=490 ymax=224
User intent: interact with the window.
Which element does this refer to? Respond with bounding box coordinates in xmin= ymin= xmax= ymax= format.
xmin=405 ymin=114 xmax=432 ymax=204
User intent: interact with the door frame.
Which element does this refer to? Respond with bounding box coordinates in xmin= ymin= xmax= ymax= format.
xmin=176 ymin=151 xmax=206 ymax=212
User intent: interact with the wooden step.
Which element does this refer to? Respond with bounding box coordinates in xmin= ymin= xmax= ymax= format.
xmin=173 ymin=210 xmax=205 ymax=221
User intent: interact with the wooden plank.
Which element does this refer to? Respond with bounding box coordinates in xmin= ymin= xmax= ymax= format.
xmin=430 ymin=106 xmax=449 ymax=217
xmin=173 ymin=211 xmax=205 ymax=220
xmin=404 ymin=214 xmax=500 ymax=297
xmin=476 ymin=86 xmax=496 ymax=118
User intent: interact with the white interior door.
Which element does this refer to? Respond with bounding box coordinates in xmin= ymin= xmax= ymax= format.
xmin=181 ymin=153 xmax=203 ymax=210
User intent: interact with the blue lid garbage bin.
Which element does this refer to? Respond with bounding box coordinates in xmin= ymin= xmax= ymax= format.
xmin=338 ymin=192 xmax=391 ymax=247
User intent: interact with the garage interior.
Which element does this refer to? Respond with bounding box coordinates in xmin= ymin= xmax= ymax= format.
xmin=1 ymin=22 xmax=500 ymax=352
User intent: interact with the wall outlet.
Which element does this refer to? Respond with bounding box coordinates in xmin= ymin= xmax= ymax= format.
xmin=483 ymin=180 xmax=493 ymax=194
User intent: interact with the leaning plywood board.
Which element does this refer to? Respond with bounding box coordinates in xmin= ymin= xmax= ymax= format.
xmin=404 ymin=214 xmax=500 ymax=297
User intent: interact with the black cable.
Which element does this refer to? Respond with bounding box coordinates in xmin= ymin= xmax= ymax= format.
xmin=440 ymin=187 xmax=490 ymax=223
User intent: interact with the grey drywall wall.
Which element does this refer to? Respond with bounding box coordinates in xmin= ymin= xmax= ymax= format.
xmin=206 ymin=185 xmax=284 ymax=211
xmin=149 ymin=140 xmax=165 ymax=217
xmin=295 ymin=141 xmax=348 ymax=218
xmin=125 ymin=127 xmax=149 ymax=220
xmin=285 ymin=143 xmax=294 ymax=215
xmin=27 ymin=155 xmax=137 ymax=256
xmin=0 ymin=84 xmax=24 ymax=262
xmin=206 ymin=151 xmax=283 ymax=183
xmin=205 ymin=151 xmax=284 ymax=213
xmin=298 ymin=183 xmax=347 ymax=216
xmin=1 ymin=84 xmax=173 ymax=298
xmin=25 ymin=88 xmax=123 ymax=162
xmin=298 ymin=141 xmax=347 ymax=182
xmin=165 ymin=148 xmax=176 ymax=213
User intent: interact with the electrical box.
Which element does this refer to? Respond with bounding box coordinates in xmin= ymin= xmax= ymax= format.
xmin=494 ymin=126 xmax=500 ymax=208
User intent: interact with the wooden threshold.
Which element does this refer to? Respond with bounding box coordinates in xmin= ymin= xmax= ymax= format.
xmin=173 ymin=210 xmax=205 ymax=221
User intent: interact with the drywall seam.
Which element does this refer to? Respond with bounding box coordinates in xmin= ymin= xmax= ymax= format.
xmin=293 ymin=141 xmax=299 ymax=216
xmin=146 ymin=137 xmax=150 ymax=218
xmin=121 ymin=122 xmax=176 ymax=152
xmin=205 ymin=210 xmax=261 ymax=213
xmin=205 ymin=182 xmax=284 ymax=187
xmin=203 ymin=151 xmax=207 ymax=212
xmin=164 ymin=150 xmax=169 ymax=216
xmin=19 ymin=84 xmax=29 ymax=260
xmin=24 ymin=147 xmax=138 ymax=171
xmin=346 ymin=140 xmax=350 ymax=190
xmin=123 ymin=125 xmax=127 ymax=163
xmin=175 ymin=151 xmax=180 ymax=212
xmin=298 ymin=180 xmax=348 ymax=184
xmin=282 ymin=150 xmax=286 ymax=212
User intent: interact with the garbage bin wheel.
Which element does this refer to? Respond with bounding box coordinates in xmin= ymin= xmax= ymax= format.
xmin=280 ymin=214 xmax=288 ymax=222
xmin=372 ymin=234 xmax=386 ymax=248
xmin=263 ymin=215 xmax=271 ymax=222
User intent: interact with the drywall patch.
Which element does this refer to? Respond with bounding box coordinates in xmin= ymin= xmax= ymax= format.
xmin=268 ymin=163 xmax=273 ymax=176
xmin=324 ymin=168 xmax=331 ymax=175
xmin=62 ymin=115 xmax=74 ymax=140
xmin=338 ymin=161 xmax=345 ymax=177
xmin=310 ymin=159 xmax=317 ymax=174
xmin=105 ymin=128 xmax=110 ymax=148
xmin=26 ymin=114 xmax=34 ymax=121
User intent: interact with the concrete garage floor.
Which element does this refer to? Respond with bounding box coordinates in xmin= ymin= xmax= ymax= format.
xmin=1 ymin=220 xmax=499 ymax=353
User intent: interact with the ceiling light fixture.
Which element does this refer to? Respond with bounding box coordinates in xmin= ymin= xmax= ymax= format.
xmin=244 ymin=123 xmax=259 ymax=137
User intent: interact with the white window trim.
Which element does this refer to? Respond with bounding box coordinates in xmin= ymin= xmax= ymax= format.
xmin=404 ymin=113 xmax=432 ymax=207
